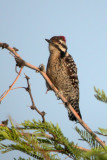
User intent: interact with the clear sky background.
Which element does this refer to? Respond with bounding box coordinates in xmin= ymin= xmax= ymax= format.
xmin=0 ymin=1 xmax=107 ymax=159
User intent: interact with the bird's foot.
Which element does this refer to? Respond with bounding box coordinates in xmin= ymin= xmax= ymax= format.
xmin=55 ymin=90 xmax=63 ymax=100
xmin=39 ymin=64 xmax=46 ymax=72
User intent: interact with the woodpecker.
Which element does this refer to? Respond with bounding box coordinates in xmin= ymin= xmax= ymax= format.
xmin=45 ymin=36 xmax=82 ymax=121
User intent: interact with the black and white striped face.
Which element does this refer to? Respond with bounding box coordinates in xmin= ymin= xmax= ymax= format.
xmin=58 ymin=39 xmax=67 ymax=53
xmin=45 ymin=36 xmax=67 ymax=55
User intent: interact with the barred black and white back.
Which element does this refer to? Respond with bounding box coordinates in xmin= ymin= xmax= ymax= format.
xmin=64 ymin=54 xmax=82 ymax=121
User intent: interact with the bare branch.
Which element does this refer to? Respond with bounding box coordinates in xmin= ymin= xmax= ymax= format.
xmin=24 ymin=74 xmax=46 ymax=122
xmin=0 ymin=67 xmax=23 ymax=103
xmin=10 ymin=87 xmax=26 ymax=90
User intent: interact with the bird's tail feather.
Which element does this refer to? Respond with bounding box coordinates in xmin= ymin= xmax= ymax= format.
xmin=67 ymin=101 xmax=82 ymax=121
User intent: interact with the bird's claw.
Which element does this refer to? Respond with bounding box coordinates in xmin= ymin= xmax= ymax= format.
xmin=39 ymin=64 xmax=46 ymax=72
xmin=55 ymin=90 xmax=63 ymax=100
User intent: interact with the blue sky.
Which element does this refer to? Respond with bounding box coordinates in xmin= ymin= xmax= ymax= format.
xmin=0 ymin=1 xmax=107 ymax=159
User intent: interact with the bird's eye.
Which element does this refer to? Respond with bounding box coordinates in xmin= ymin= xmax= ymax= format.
xmin=58 ymin=41 xmax=62 ymax=45
xmin=59 ymin=40 xmax=63 ymax=44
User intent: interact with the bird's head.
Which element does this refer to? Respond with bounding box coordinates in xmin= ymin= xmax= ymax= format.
xmin=45 ymin=36 xmax=67 ymax=55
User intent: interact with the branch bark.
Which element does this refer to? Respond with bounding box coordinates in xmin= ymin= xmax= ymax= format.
xmin=24 ymin=74 xmax=46 ymax=122
xmin=0 ymin=67 xmax=23 ymax=103
xmin=0 ymin=42 xmax=106 ymax=148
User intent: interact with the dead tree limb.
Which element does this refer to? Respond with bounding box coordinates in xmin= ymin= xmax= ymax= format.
xmin=24 ymin=74 xmax=46 ymax=122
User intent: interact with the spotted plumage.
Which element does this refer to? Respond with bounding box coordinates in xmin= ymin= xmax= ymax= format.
xmin=46 ymin=36 xmax=82 ymax=121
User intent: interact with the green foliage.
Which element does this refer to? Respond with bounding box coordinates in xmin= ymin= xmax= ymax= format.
xmin=0 ymin=119 xmax=107 ymax=159
xmin=82 ymin=146 xmax=107 ymax=160
xmin=94 ymin=87 xmax=107 ymax=103
xmin=0 ymin=120 xmax=83 ymax=160
xmin=75 ymin=127 xmax=100 ymax=148
xmin=99 ymin=128 xmax=107 ymax=136
xmin=21 ymin=120 xmax=82 ymax=159
xmin=75 ymin=126 xmax=107 ymax=159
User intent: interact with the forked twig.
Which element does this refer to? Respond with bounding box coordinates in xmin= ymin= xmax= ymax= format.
xmin=24 ymin=74 xmax=46 ymax=122
xmin=0 ymin=67 xmax=23 ymax=103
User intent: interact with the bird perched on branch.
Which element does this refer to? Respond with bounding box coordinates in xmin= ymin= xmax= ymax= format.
xmin=45 ymin=36 xmax=82 ymax=121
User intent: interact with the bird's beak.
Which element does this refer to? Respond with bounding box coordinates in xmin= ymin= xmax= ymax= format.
xmin=45 ymin=39 xmax=51 ymax=43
